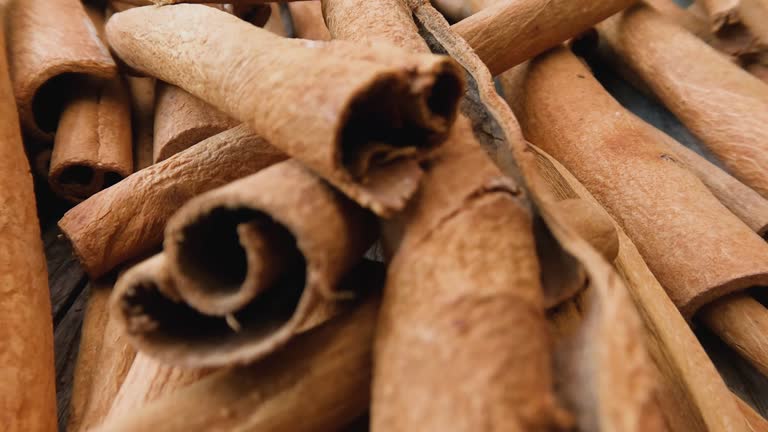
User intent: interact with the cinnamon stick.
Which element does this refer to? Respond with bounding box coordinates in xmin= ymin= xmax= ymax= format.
xmin=0 ymin=1 xmax=57 ymax=429
xmin=126 ymin=76 xmax=156 ymax=170
xmin=503 ymin=47 xmax=768 ymax=317
xmin=7 ymin=0 xmax=116 ymax=141
xmin=112 ymin=160 xmax=377 ymax=367
xmin=739 ymin=0 xmax=768 ymax=44
xmin=153 ymin=83 xmax=237 ymax=162
xmin=67 ymin=283 xmax=136 ymax=432
xmin=735 ymin=395 xmax=768 ymax=432
xmin=701 ymin=0 xmax=741 ymax=31
xmin=106 ymin=4 xmax=465 ymax=216
xmin=59 ymin=124 xmax=286 ymax=279
xmin=96 ymin=275 xmax=381 ymax=432
xmin=288 ymin=1 xmax=331 ymax=40
xmin=597 ymin=5 xmax=768 ymax=198
xmin=449 ymin=0 xmax=638 ymax=76
xmin=535 ymin=146 xmax=753 ymax=432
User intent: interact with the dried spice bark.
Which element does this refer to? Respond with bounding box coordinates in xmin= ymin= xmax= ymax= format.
xmin=59 ymin=125 xmax=286 ymax=279
xmin=106 ymin=4 xmax=465 ymax=216
xmin=701 ymin=0 xmax=741 ymax=31
xmin=288 ymin=1 xmax=331 ymax=40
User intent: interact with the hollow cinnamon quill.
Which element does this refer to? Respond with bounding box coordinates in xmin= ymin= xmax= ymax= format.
xmin=112 ymin=160 xmax=377 ymax=367
xmin=106 ymin=4 xmax=465 ymax=216
xmin=597 ymin=5 xmax=768 ymax=198
xmin=96 ymin=277 xmax=382 ymax=432
xmin=322 ymin=1 xmax=570 ymax=430
xmin=7 ymin=0 xmax=116 ymax=141
xmin=59 ymin=124 xmax=286 ymax=279
xmin=0 ymin=0 xmax=57 ymax=429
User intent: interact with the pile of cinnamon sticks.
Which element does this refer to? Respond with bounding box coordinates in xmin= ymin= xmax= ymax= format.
xmin=4 ymin=0 xmax=768 ymax=431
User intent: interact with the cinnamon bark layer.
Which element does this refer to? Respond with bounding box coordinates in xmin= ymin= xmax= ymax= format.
xmin=7 ymin=0 xmax=116 ymax=141
xmin=153 ymin=83 xmax=237 ymax=162
xmin=49 ymin=76 xmax=133 ymax=202
xmin=701 ymin=0 xmax=741 ymax=31
xmin=598 ymin=5 xmax=768 ymax=198
xmin=288 ymin=1 xmax=331 ymax=40
xmin=97 ymin=277 xmax=382 ymax=432
xmin=501 ymin=47 xmax=768 ymax=317
xmin=740 ymin=0 xmax=768 ymax=44
xmin=59 ymin=124 xmax=286 ymax=279
xmin=0 ymin=1 xmax=57 ymax=429
xmin=106 ymin=4 xmax=465 ymax=216
xmin=126 ymin=76 xmax=156 ymax=170
xmin=112 ymin=161 xmax=377 ymax=367
xmin=450 ymin=0 xmax=637 ymax=76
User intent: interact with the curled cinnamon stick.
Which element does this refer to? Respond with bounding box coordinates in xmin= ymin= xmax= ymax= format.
xmin=153 ymin=83 xmax=237 ymax=162
xmin=106 ymin=4 xmax=464 ymax=216
xmin=288 ymin=1 xmax=331 ymax=40
xmin=0 ymin=1 xmax=57 ymax=429
xmin=96 ymin=274 xmax=381 ymax=432
xmin=7 ymin=0 xmax=116 ymax=141
xmin=113 ymin=160 xmax=377 ymax=366
xmin=126 ymin=76 xmax=156 ymax=170
xmin=502 ymin=47 xmax=768 ymax=318
xmin=450 ymin=0 xmax=637 ymax=76
xmin=739 ymin=0 xmax=768 ymax=44
xmin=59 ymin=124 xmax=286 ymax=279
xmin=597 ymin=5 xmax=768 ymax=198
xmin=701 ymin=0 xmax=741 ymax=31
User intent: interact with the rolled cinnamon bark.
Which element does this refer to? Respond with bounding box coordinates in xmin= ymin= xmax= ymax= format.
xmin=49 ymin=75 xmax=133 ymax=202
xmin=96 ymin=277 xmax=381 ymax=432
xmin=597 ymin=5 xmax=768 ymax=198
xmin=103 ymin=353 xmax=212 ymax=424
xmin=106 ymin=4 xmax=464 ymax=216
xmin=323 ymin=2 xmax=570 ymax=430
xmin=0 ymin=1 xmax=57 ymax=429
xmin=288 ymin=1 xmax=331 ymax=40
xmin=153 ymin=83 xmax=237 ymax=162
xmin=59 ymin=124 xmax=286 ymax=279
xmin=113 ymin=161 xmax=377 ymax=367
xmin=501 ymin=47 xmax=768 ymax=317
xmin=701 ymin=0 xmax=741 ymax=31
xmin=7 ymin=0 xmax=116 ymax=141
xmin=67 ymin=283 xmax=137 ymax=432
xmin=449 ymin=0 xmax=637 ymax=76
xmin=739 ymin=0 xmax=768 ymax=44
xmin=126 ymin=76 xmax=156 ymax=170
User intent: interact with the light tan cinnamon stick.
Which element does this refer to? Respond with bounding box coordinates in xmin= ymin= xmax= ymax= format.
xmin=735 ymin=395 xmax=768 ymax=432
xmin=153 ymin=83 xmax=237 ymax=162
xmin=106 ymin=4 xmax=464 ymax=216
xmin=535 ymin=146 xmax=754 ymax=432
xmin=701 ymin=0 xmax=741 ymax=31
xmin=598 ymin=5 xmax=768 ymax=198
xmin=67 ymin=283 xmax=137 ymax=432
xmin=739 ymin=0 xmax=768 ymax=44
xmin=7 ymin=0 xmax=116 ymax=141
xmin=112 ymin=160 xmax=377 ymax=367
xmin=449 ymin=0 xmax=638 ymax=76
xmin=103 ymin=353 xmax=212 ymax=425
xmin=288 ymin=1 xmax=331 ymax=40
xmin=0 ymin=1 xmax=57 ymax=430
xmin=59 ymin=124 xmax=286 ymax=279
xmin=96 ymin=272 xmax=382 ymax=432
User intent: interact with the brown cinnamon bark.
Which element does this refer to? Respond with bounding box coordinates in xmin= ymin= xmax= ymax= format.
xmin=126 ymin=76 xmax=156 ymax=170
xmin=153 ymin=83 xmax=237 ymax=162
xmin=112 ymin=161 xmax=377 ymax=367
xmin=59 ymin=124 xmax=286 ymax=279
xmin=106 ymin=4 xmax=464 ymax=216
xmin=740 ymin=0 xmax=768 ymax=44
xmin=598 ymin=5 xmax=768 ymax=198
xmin=449 ymin=0 xmax=637 ymax=76
xmin=288 ymin=1 xmax=331 ymax=40
xmin=323 ymin=1 xmax=569 ymax=430
xmin=701 ymin=0 xmax=741 ymax=31
xmin=735 ymin=396 xmax=768 ymax=431
xmin=502 ymin=47 xmax=768 ymax=317
xmin=0 ymin=1 xmax=57 ymax=429
xmin=67 ymin=283 xmax=137 ymax=432
xmin=7 ymin=0 xmax=116 ymax=141
xmin=96 ymin=278 xmax=381 ymax=432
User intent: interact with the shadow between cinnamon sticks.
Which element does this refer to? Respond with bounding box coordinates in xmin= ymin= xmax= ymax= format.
xmin=0 ymin=1 xmax=57 ymax=430
xmin=97 ymin=264 xmax=383 ymax=432
xmin=106 ymin=4 xmax=465 ymax=216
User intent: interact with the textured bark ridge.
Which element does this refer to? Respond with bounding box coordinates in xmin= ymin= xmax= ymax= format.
xmin=153 ymin=83 xmax=237 ymax=162
xmin=501 ymin=47 xmax=768 ymax=317
xmin=111 ymin=161 xmax=377 ymax=367
xmin=0 ymin=2 xmax=57 ymax=430
xmin=7 ymin=0 xmax=116 ymax=141
xmin=59 ymin=125 xmax=286 ymax=279
xmin=449 ymin=0 xmax=638 ymax=76
xmin=106 ymin=4 xmax=466 ymax=216
xmin=597 ymin=5 xmax=768 ymax=198
xmin=96 ymin=274 xmax=382 ymax=432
